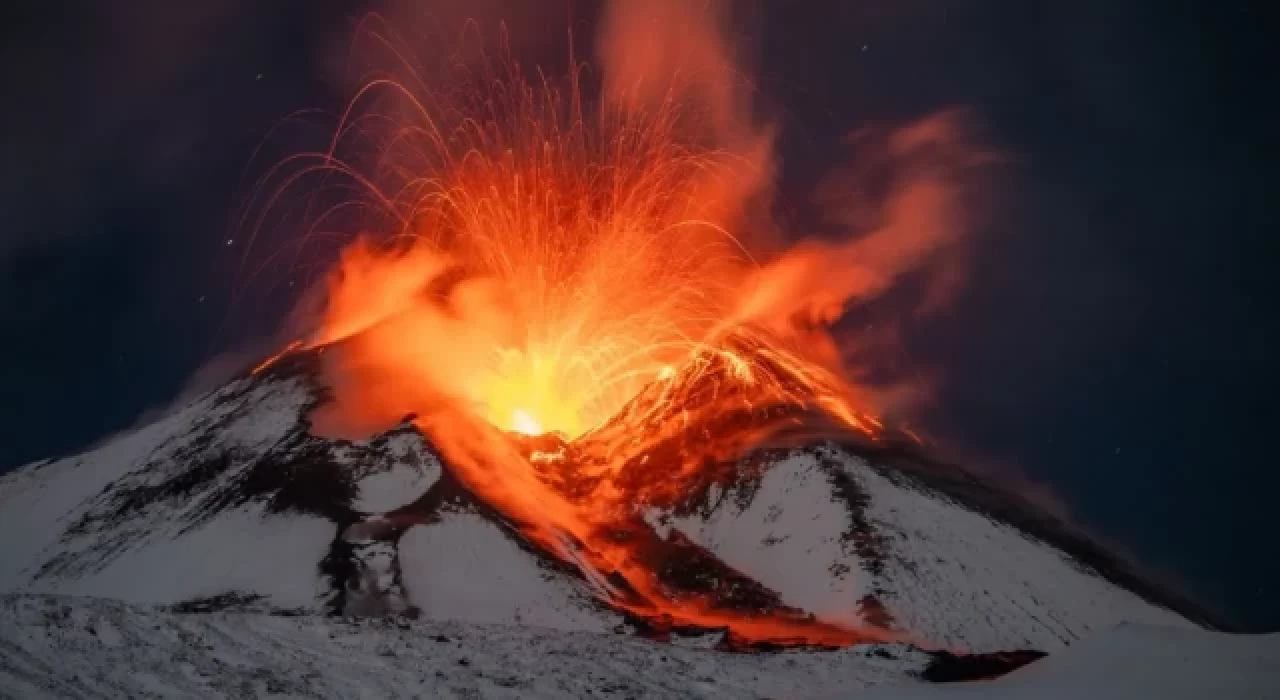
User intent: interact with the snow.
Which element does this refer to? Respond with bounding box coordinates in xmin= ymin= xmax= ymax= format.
xmin=0 ymin=594 xmax=932 ymax=699
xmin=30 ymin=505 xmax=333 ymax=609
xmin=399 ymin=512 xmax=619 ymax=632
xmin=0 ymin=377 xmax=330 ymax=610
xmin=214 ymin=378 xmax=313 ymax=453
xmin=351 ymin=434 xmax=441 ymax=513
xmin=828 ymin=623 xmax=1280 ymax=700
xmin=850 ymin=451 xmax=1193 ymax=651
xmin=663 ymin=453 xmax=874 ymax=627
xmin=0 ymin=377 xmax=310 ymax=594
xmin=4 ymin=596 xmax=1270 ymax=699
xmin=655 ymin=448 xmax=1193 ymax=652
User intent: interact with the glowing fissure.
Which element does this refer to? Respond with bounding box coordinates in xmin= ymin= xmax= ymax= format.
xmin=250 ymin=2 xmax=981 ymax=648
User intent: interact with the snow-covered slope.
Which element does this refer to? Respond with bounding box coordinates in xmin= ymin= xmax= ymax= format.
xmin=398 ymin=512 xmax=617 ymax=631
xmin=650 ymin=448 xmax=1194 ymax=651
xmin=0 ymin=376 xmax=332 ymax=609
xmin=0 ymin=594 xmax=931 ymax=699
xmin=0 ymin=347 xmax=1220 ymax=655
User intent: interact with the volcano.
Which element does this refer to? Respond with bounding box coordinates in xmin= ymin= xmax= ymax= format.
xmin=0 ymin=344 xmax=1217 ymax=660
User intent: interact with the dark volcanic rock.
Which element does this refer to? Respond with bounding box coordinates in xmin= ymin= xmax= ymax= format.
xmin=919 ymin=649 xmax=1048 ymax=682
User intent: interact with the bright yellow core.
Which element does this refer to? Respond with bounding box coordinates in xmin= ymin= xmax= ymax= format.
xmin=510 ymin=409 xmax=545 ymax=436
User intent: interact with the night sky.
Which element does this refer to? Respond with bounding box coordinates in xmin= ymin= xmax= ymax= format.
xmin=1 ymin=1 xmax=1273 ymax=631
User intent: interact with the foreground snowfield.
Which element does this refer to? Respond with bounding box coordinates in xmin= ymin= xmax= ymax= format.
xmin=2 ymin=596 xmax=1276 ymax=699
xmin=0 ymin=595 xmax=930 ymax=699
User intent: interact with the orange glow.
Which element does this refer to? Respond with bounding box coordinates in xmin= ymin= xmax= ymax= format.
xmin=250 ymin=340 xmax=300 ymax=376
xmin=251 ymin=2 xmax=982 ymax=649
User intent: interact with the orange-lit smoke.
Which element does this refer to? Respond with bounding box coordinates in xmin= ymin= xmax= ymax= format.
xmin=253 ymin=0 xmax=989 ymax=646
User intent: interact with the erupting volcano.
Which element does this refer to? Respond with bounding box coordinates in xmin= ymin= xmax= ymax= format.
xmin=0 ymin=4 xmax=1251 ymax=697
xmin=239 ymin=3 xmax=984 ymax=649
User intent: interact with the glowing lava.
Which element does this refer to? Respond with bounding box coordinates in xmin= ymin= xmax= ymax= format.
xmin=510 ymin=409 xmax=544 ymax=437
xmin=248 ymin=1 xmax=983 ymax=649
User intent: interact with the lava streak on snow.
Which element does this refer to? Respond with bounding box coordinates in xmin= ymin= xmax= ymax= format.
xmin=246 ymin=1 xmax=988 ymax=649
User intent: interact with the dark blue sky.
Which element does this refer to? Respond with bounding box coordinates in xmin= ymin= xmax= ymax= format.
xmin=1 ymin=1 xmax=1273 ymax=630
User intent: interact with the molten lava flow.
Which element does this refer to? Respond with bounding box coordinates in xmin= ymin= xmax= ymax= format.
xmin=250 ymin=2 xmax=983 ymax=649
xmin=250 ymin=340 xmax=300 ymax=376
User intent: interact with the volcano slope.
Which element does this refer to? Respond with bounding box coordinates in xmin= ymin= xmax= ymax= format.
xmin=0 ymin=346 xmax=1222 ymax=694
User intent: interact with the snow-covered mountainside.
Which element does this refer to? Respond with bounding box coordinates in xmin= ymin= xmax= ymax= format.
xmin=643 ymin=446 xmax=1199 ymax=651
xmin=0 ymin=348 xmax=1220 ymax=661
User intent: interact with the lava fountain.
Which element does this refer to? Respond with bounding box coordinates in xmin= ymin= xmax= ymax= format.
xmin=246 ymin=1 xmax=986 ymax=648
